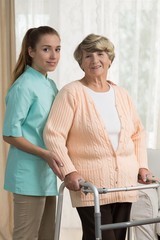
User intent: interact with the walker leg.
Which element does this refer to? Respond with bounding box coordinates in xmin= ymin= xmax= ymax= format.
xmin=127 ymin=227 xmax=131 ymax=240
xmin=54 ymin=183 xmax=65 ymax=240
xmin=95 ymin=212 xmax=102 ymax=240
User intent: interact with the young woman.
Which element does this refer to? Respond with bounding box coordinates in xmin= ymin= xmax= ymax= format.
xmin=3 ymin=26 xmax=63 ymax=240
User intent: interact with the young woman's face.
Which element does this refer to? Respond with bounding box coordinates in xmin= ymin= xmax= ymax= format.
xmin=28 ymin=34 xmax=61 ymax=75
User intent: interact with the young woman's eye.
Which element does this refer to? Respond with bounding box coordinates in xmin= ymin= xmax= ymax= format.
xmin=43 ymin=47 xmax=49 ymax=52
xmin=56 ymin=47 xmax=61 ymax=52
xmin=85 ymin=55 xmax=90 ymax=58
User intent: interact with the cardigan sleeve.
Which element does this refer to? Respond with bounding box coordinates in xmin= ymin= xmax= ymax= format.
xmin=43 ymin=88 xmax=77 ymax=177
xmin=126 ymin=92 xmax=148 ymax=169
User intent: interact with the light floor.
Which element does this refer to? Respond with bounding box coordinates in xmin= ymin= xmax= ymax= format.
xmin=60 ymin=229 xmax=82 ymax=240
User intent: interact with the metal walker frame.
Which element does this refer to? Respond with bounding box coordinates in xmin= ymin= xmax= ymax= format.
xmin=54 ymin=181 xmax=160 ymax=240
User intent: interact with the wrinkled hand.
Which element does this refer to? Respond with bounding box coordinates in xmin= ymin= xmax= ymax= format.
xmin=138 ymin=168 xmax=153 ymax=184
xmin=42 ymin=150 xmax=64 ymax=180
xmin=64 ymin=172 xmax=84 ymax=191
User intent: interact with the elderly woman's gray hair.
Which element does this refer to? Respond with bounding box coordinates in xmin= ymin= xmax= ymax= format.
xmin=74 ymin=33 xmax=115 ymax=68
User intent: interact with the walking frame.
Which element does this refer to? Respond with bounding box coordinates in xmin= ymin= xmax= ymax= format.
xmin=54 ymin=181 xmax=160 ymax=240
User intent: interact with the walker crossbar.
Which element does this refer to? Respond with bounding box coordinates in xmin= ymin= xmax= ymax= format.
xmin=54 ymin=181 xmax=160 ymax=240
xmin=81 ymin=182 xmax=159 ymax=194
xmin=100 ymin=217 xmax=160 ymax=230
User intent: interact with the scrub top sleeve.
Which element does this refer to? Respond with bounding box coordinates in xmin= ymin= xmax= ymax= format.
xmin=3 ymin=84 xmax=34 ymax=137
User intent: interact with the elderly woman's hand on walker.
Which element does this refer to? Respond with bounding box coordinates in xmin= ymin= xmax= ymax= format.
xmin=64 ymin=172 xmax=84 ymax=191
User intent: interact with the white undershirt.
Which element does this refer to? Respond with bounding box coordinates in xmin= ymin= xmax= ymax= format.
xmin=84 ymin=85 xmax=121 ymax=150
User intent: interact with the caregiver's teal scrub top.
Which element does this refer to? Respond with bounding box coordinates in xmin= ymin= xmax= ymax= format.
xmin=3 ymin=66 xmax=58 ymax=196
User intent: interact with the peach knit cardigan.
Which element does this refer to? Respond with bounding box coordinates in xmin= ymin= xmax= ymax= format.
xmin=43 ymin=80 xmax=148 ymax=207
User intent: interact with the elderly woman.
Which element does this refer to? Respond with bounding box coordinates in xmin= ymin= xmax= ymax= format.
xmin=43 ymin=33 xmax=150 ymax=240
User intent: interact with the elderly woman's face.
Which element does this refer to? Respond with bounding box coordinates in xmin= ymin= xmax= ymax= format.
xmin=81 ymin=50 xmax=111 ymax=77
